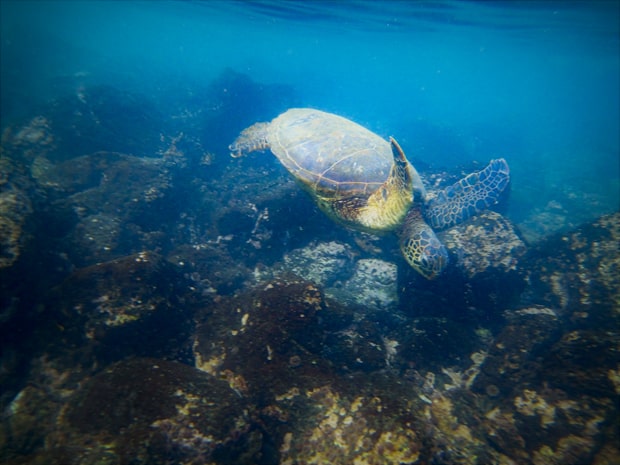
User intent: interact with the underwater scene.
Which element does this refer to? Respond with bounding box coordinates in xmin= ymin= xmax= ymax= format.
xmin=1 ymin=1 xmax=619 ymax=464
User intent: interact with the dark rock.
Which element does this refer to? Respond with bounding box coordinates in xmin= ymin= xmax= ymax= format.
xmin=54 ymin=358 xmax=259 ymax=465
xmin=398 ymin=316 xmax=488 ymax=372
xmin=0 ymin=151 xmax=34 ymax=271
xmin=472 ymin=307 xmax=563 ymax=398
xmin=319 ymin=297 xmax=356 ymax=332
xmin=482 ymin=384 xmax=615 ymax=465
xmin=523 ymin=212 xmax=620 ymax=328
xmin=322 ymin=319 xmax=391 ymax=372
xmin=542 ymin=329 xmax=620 ymax=397
xmin=193 ymin=276 xmax=332 ymax=405
xmin=206 ymin=157 xmax=339 ymax=267
xmin=0 ymin=153 xmax=63 ymax=407
xmin=3 ymin=67 xmax=620 ymax=465
xmin=167 ymin=243 xmax=252 ymax=296
xmin=43 ymin=85 xmax=165 ymax=161
xmin=45 ymin=251 xmax=194 ymax=364
xmin=36 ymin=151 xmax=180 ymax=266
xmin=0 ymin=115 xmax=56 ymax=164
xmin=272 ymin=373 xmax=423 ymax=465
xmin=0 ymin=385 xmax=57 ymax=460
xmin=191 ymin=278 xmax=463 ymax=463
xmin=3 ymin=84 xmax=167 ymax=164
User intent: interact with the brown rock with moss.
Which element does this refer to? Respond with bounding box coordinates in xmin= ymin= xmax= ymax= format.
xmin=49 ymin=358 xmax=258 ymax=465
xmin=36 ymin=152 xmax=176 ymax=266
xmin=482 ymin=385 xmax=614 ymax=465
xmin=472 ymin=307 xmax=563 ymax=398
xmin=524 ymin=212 xmax=620 ymax=327
xmin=193 ymin=276 xmax=332 ymax=400
xmin=542 ymin=329 xmax=620 ymax=398
xmin=46 ymin=251 xmax=193 ymax=363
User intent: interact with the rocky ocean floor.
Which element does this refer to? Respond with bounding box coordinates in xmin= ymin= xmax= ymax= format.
xmin=1 ymin=71 xmax=619 ymax=465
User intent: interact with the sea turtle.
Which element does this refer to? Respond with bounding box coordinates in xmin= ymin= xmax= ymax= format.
xmin=230 ymin=108 xmax=509 ymax=279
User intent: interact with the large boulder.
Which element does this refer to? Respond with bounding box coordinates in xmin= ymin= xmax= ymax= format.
xmin=36 ymin=152 xmax=177 ymax=267
xmin=522 ymin=212 xmax=620 ymax=328
xmin=45 ymin=251 xmax=193 ymax=364
xmin=327 ymin=258 xmax=399 ymax=313
xmin=193 ymin=276 xmax=331 ymax=401
xmin=54 ymin=358 xmax=260 ymax=465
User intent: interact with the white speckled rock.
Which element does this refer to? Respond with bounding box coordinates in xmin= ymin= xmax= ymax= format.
xmin=253 ymin=241 xmax=355 ymax=288
xmin=253 ymin=241 xmax=398 ymax=312
xmin=326 ymin=258 xmax=398 ymax=312
xmin=282 ymin=241 xmax=355 ymax=287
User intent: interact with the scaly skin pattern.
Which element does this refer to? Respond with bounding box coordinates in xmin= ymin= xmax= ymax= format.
xmin=400 ymin=158 xmax=509 ymax=279
xmin=425 ymin=159 xmax=510 ymax=230
xmin=399 ymin=207 xmax=449 ymax=279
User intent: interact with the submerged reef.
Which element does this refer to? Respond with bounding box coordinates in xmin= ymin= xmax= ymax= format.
xmin=54 ymin=358 xmax=257 ymax=465
xmin=523 ymin=212 xmax=620 ymax=327
xmin=0 ymin=155 xmax=33 ymax=271
xmin=0 ymin=123 xmax=43 ymax=271
xmin=45 ymin=251 xmax=194 ymax=364
xmin=34 ymin=85 xmax=165 ymax=161
xmin=1 ymin=70 xmax=619 ymax=464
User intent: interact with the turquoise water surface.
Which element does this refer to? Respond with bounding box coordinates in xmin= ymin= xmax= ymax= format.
xmin=2 ymin=1 xmax=619 ymax=236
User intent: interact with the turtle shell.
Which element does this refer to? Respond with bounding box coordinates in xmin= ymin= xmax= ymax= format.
xmin=266 ymin=109 xmax=393 ymax=198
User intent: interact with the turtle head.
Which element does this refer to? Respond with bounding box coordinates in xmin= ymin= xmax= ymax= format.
xmin=353 ymin=137 xmax=414 ymax=231
xmin=399 ymin=207 xmax=448 ymax=279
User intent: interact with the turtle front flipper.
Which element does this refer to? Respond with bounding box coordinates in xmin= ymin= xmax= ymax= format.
xmin=425 ymin=158 xmax=510 ymax=230
xmin=399 ymin=207 xmax=449 ymax=279
xmin=229 ymin=122 xmax=270 ymax=158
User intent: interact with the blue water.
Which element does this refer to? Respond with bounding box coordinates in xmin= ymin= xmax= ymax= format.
xmin=1 ymin=0 xmax=619 ymax=233
xmin=1 ymin=3 xmax=620 ymax=462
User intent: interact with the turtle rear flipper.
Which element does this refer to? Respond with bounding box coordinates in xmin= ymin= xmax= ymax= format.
xmin=425 ymin=158 xmax=510 ymax=230
xmin=229 ymin=122 xmax=270 ymax=158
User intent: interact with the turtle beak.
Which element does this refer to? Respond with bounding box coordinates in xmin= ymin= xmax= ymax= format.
xmin=417 ymin=242 xmax=449 ymax=279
